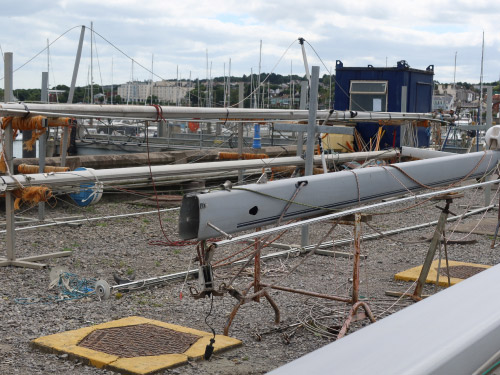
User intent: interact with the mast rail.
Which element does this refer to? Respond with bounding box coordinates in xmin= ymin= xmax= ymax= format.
xmin=0 ymin=103 xmax=452 ymax=123
xmin=215 ymin=178 xmax=500 ymax=247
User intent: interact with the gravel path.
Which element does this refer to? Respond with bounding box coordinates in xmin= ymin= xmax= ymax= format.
xmin=0 ymin=182 xmax=497 ymax=374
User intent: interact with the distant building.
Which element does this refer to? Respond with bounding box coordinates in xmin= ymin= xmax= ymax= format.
xmin=432 ymin=94 xmax=454 ymax=111
xmin=435 ymin=83 xmax=476 ymax=109
xmin=436 ymin=83 xmax=457 ymax=97
xmin=270 ymin=95 xmax=292 ymax=107
xmin=117 ymin=80 xmax=193 ymax=104
xmin=456 ymin=88 xmax=475 ymax=103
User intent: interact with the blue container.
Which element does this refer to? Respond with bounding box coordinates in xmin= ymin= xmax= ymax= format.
xmin=69 ymin=167 xmax=103 ymax=206
xmin=252 ymin=124 xmax=262 ymax=149
xmin=334 ymin=60 xmax=434 ymax=148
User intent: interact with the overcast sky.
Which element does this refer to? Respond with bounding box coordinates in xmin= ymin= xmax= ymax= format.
xmin=1 ymin=0 xmax=499 ymax=89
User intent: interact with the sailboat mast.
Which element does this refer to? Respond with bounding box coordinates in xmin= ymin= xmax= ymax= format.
xmin=224 ymin=63 xmax=227 ymax=108
xmin=150 ymin=53 xmax=154 ymax=105
xmin=479 ymin=31 xmax=484 ymax=126
xmin=258 ymin=40 xmax=262 ymax=108
xmin=329 ymin=67 xmax=333 ymax=108
xmin=228 ymin=58 xmax=231 ymax=106
xmin=289 ymin=60 xmax=292 ymax=109
xmin=453 ymin=51 xmax=457 ymax=90
xmin=111 ymin=56 xmax=113 ymax=105
xmin=209 ymin=61 xmax=213 ymax=107
xmin=47 ymin=39 xmax=49 ymax=81
xmin=206 ymin=49 xmax=209 ymax=107
xmin=90 ymin=21 xmax=93 ymax=104
xmin=188 ymin=71 xmax=192 ymax=107
xmin=251 ymin=67 xmax=254 ymax=108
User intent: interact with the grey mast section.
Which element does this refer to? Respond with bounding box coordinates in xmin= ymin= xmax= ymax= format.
xmin=178 ymin=151 xmax=500 ymax=240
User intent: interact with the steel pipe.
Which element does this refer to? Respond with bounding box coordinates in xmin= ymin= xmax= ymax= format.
xmin=0 ymin=151 xmax=398 ymax=192
xmin=0 ymin=102 xmax=451 ymax=123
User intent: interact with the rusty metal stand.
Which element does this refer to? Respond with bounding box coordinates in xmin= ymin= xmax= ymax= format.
xmin=224 ymin=229 xmax=280 ymax=336
xmin=412 ymin=195 xmax=457 ymax=300
xmin=223 ymin=213 xmax=376 ymax=338
xmin=491 ymin=193 xmax=500 ymax=248
xmin=386 ymin=194 xmax=459 ymax=301
xmin=336 ymin=213 xmax=376 ymax=339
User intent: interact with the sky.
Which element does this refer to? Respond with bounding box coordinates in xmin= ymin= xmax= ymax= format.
xmin=1 ymin=0 xmax=499 ymax=90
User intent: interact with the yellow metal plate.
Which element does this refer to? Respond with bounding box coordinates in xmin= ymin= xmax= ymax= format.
xmin=395 ymin=260 xmax=491 ymax=287
xmin=32 ymin=316 xmax=242 ymax=374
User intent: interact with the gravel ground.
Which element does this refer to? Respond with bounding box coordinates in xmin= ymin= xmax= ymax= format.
xmin=0 ymin=182 xmax=497 ymax=375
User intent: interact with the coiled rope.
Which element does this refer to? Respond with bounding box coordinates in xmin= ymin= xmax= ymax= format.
xmin=11 ymin=185 xmax=53 ymax=210
xmin=18 ymin=164 xmax=70 ymax=174
xmin=0 ymin=115 xmax=72 ymax=173
xmin=15 ymin=272 xmax=96 ymax=304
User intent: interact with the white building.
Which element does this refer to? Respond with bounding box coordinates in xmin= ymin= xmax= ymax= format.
xmin=117 ymin=80 xmax=193 ymax=104
xmin=432 ymin=94 xmax=454 ymax=111
xmin=436 ymin=84 xmax=476 ymax=104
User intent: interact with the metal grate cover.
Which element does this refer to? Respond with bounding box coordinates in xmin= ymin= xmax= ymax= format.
xmin=78 ymin=324 xmax=202 ymax=357
xmin=437 ymin=265 xmax=486 ymax=279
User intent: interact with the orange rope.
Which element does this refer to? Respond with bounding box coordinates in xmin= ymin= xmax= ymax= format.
xmin=1 ymin=116 xmax=72 ymax=172
xmin=11 ymin=186 xmax=52 ymax=210
xmin=242 ymin=153 xmax=269 ymax=159
xmin=0 ymin=155 xmax=6 ymax=174
xmin=1 ymin=116 xmax=71 ymax=152
xmin=218 ymin=152 xmax=239 ymax=160
xmin=18 ymin=164 xmax=70 ymax=174
xmin=218 ymin=152 xmax=269 ymax=160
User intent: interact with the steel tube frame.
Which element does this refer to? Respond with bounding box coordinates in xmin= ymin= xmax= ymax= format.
xmin=2 ymin=53 xmax=15 ymax=265
xmin=0 ymin=156 xmax=305 ymax=191
xmin=0 ymin=55 xmax=71 ymax=268
xmin=0 ymin=151 xmax=397 ymax=195
xmin=0 ymin=152 xmax=398 ymax=192
xmin=0 ymin=207 xmax=180 ymax=234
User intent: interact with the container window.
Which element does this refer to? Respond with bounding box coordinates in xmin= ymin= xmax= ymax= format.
xmin=350 ymin=81 xmax=388 ymax=112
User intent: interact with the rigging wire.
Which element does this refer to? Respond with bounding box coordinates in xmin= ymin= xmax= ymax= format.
xmin=230 ymin=39 xmax=299 ymax=108
xmin=90 ymin=27 xmax=167 ymax=82
xmin=0 ymin=25 xmax=83 ymax=81
xmin=304 ymin=39 xmax=368 ymax=112
xmin=92 ymin=28 xmax=106 ymax=95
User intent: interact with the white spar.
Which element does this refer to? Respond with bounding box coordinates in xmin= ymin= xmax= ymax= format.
xmin=0 ymin=102 xmax=452 ymax=122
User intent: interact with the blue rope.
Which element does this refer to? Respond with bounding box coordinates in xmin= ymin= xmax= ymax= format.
xmin=15 ymin=272 xmax=96 ymax=304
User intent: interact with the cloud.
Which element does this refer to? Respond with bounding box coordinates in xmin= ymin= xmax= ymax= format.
xmin=0 ymin=0 xmax=499 ymax=89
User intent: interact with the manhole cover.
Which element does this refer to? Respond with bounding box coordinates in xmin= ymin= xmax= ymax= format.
xmin=437 ymin=265 xmax=486 ymax=279
xmin=78 ymin=324 xmax=201 ymax=357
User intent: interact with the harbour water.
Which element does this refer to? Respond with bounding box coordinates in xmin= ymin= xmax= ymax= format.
xmin=0 ymin=140 xmax=40 ymax=159
xmin=1 ymin=140 xmax=128 ymax=159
